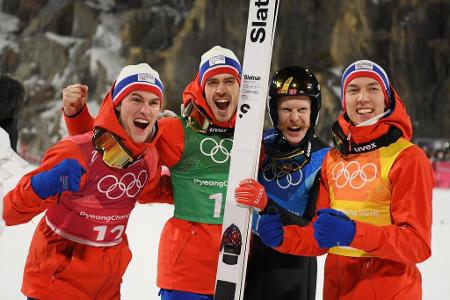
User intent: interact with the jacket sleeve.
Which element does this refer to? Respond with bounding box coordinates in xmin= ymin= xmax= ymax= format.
xmin=275 ymin=155 xmax=330 ymax=256
xmin=350 ymin=145 xmax=434 ymax=264
xmin=2 ymin=141 xmax=88 ymax=226
xmin=64 ymin=105 xmax=95 ymax=136
xmin=138 ymin=163 xmax=174 ymax=205
xmin=155 ymin=117 xmax=185 ymax=167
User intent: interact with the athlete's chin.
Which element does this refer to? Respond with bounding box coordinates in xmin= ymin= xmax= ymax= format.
xmin=353 ymin=115 xmax=374 ymax=125
xmin=213 ymin=111 xmax=233 ymax=123
xmin=130 ymin=131 xmax=150 ymax=144
xmin=285 ymin=132 xmax=307 ymax=145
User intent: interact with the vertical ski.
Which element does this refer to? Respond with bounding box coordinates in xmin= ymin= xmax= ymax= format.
xmin=214 ymin=1 xmax=280 ymax=299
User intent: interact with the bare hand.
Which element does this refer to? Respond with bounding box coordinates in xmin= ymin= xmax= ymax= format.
xmin=63 ymin=84 xmax=88 ymax=117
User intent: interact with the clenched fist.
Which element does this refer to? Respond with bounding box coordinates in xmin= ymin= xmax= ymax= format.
xmin=63 ymin=84 xmax=88 ymax=117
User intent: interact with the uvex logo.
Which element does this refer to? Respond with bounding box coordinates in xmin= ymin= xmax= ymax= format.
xmin=250 ymin=0 xmax=269 ymax=43
xmin=353 ymin=142 xmax=377 ymax=153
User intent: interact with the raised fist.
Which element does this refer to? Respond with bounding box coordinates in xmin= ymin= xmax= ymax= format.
xmin=63 ymin=84 xmax=88 ymax=117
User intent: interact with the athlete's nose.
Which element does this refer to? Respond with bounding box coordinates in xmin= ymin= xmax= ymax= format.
xmin=140 ymin=103 xmax=152 ymax=115
xmin=357 ymin=88 xmax=369 ymax=103
xmin=290 ymin=112 xmax=300 ymax=121
xmin=215 ymin=81 xmax=226 ymax=95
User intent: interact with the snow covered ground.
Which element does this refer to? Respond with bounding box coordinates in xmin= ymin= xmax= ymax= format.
xmin=1 ymin=190 xmax=449 ymax=300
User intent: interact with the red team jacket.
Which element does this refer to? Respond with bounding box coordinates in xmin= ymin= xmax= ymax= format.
xmin=3 ymin=89 xmax=172 ymax=299
xmin=276 ymin=89 xmax=434 ymax=300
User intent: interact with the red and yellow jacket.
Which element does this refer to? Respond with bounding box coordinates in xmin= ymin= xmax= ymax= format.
xmin=3 ymin=89 xmax=171 ymax=300
xmin=276 ymin=89 xmax=434 ymax=300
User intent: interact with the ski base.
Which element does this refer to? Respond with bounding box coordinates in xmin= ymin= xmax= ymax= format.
xmin=215 ymin=280 xmax=236 ymax=300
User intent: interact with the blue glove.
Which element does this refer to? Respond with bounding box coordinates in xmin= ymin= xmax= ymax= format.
xmin=31 ymin=159 xmax=85 ymax=199
xmin=313 ymin=208 xmax=355 ymax=248
xmin=257 ymin=213 xmax=284 ymax=248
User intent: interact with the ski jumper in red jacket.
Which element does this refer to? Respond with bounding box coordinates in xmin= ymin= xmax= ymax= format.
xmin=3 ymin=63 xmax=172 ymax=300
xmin=274 ymin=60 xmax=433 ymax=300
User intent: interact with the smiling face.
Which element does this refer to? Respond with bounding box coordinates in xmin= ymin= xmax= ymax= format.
xmin=116 ymin=90 xmax=161 ymax=144
xmin=203 ymin=73 xmax=240 ymax=122
xmin=276 ymin=95 xmax=311 ymax=145
xmin=345 ymin=77 xmax=386 ymax=125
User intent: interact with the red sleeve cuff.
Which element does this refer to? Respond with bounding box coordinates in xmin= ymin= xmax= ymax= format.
xmin=64 ymin=105 xmax=94 ymax=136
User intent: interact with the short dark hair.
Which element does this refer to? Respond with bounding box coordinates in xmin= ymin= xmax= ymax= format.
xmin=0 ymin=73 xmax=25 ymax=120
xmin=0 ymin=74 xmax=25 ymax=151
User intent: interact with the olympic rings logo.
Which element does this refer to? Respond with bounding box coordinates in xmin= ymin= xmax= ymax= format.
xmin=331 ymin=161 xmax=377 ymax=189
xmin=200 ymin=137 xmax=233 ymax=164
xmin=262 ymin=162 xmax=303 ymax=189
xmin=97 ymin=170 xmax=148 ymax=200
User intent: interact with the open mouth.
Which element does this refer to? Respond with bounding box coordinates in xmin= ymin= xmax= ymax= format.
xmin=215 ymin=99 xmax=230 ymax=110
xmin=357 ymin=108 xmax=374 ymax=115
xmin=288 ymin=127 xmax=302 ymax=132
xmin=133 ymin=118 xmax=150 ymax=130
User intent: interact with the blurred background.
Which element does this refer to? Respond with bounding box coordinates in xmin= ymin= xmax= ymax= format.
xmin=1 ymin=1 xmax=450 ymax=299
xmin=0 ymin=0 xmax=449 ymax=182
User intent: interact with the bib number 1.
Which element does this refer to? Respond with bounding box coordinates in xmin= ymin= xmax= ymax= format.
xmin=209 ymin=193 xmax=223 ymax=218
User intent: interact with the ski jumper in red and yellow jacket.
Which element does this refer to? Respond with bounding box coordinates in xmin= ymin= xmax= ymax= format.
xmin=3 ymin=88 xmax=171 ymax=300
xmin=275 ymin=89 xmax=434 ymax=300
xmin=63 ymin=73 xmax=237 ymax=295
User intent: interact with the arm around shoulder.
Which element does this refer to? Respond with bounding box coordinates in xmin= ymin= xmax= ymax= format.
xmin=155 ymin=117 xmax=185 ymax=167
xmin=138 ymin=163 xmax=174 ymax=205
